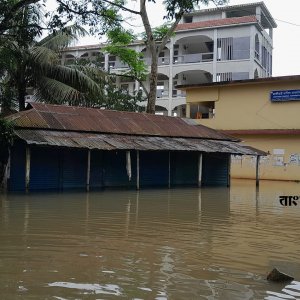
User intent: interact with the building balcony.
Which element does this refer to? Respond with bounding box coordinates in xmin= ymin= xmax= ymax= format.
xmin=155 ymin=90 xmax=186 ymax=98
xmin=174 ymin=52 xmax=213 ymax=64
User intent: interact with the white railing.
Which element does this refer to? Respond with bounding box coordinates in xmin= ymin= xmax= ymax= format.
xmin=156 ymin=90 xmax=169 ymax=98
xmin=173 ymin=52 xmax=213 ymax=64
xmin=142 ymin=57 xmax=170 ymax=66
xmin=108 ymin=61 xmax=129 ymax=69
xmin=158 ymin=57 xmax=170 ymax=65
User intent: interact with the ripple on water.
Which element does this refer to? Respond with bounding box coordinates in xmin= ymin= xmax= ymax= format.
xmin=48 ymin=282 xmax=122 ymax=296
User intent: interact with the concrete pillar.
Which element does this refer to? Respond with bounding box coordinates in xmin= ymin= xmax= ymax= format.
xmin=168 ymin=38 xmax=174 ymax=116
xmin=104 ymin=53 xmax=109 ymax=71
xmin=186 ymin=103 xmax=191 ymax=118
xmin=116 ymin=76 xmax=121 ymax=89
xmin=135 ymin=80 xmax=140 ymax=93
xmin=249 ymin=26 xmax=256 ymax=79
xmin=256 ymin=6 xmax=262 ymax=23
xmin=269 ymin=28 xmax=273 ymax=39
xmin=213 ymin=29 xmax=218 ymax=82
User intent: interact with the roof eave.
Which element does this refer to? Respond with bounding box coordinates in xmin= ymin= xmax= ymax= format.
xmin=176 ymin=20 xmax=259 ymax=33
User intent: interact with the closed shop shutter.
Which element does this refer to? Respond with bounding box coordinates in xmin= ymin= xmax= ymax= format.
xmin=140 ymin=151 xmax=168 ymax=187
xmin=202 ymin=154 xmax=229 ymax=186
xmin=8 ymin=142 xmax=26 ymax=191
xmin=30 ymin=147 xmax=60 ymax=190
xmin=171 ymin=151 xmax=198 ymax=186
xmin=62 ymin=149 xmax=86 ymax=190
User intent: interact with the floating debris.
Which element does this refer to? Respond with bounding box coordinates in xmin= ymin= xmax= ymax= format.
xmin=267 ymin=268 xmax=294 ymax=282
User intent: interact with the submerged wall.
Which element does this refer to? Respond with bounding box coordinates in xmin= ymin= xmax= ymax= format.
xmin=8 ymin=143 xmax=230 ymax=192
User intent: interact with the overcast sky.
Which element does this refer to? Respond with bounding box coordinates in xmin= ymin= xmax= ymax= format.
xmin=49 ymin=0 xmax=300 ymax=76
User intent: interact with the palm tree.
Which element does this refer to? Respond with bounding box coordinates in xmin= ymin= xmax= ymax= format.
xmin=0 ymin=3 xmax=106 ymax=113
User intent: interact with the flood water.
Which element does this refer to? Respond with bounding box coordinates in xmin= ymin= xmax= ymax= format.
xmin=1 ymin=179 xmax=300 ymax=300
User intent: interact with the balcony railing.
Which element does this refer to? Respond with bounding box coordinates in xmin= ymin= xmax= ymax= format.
xmin=156 ymin=90 xmax=187 ymax=98
xmin=158 ymin=57 xmax=170 ymax=65
xmin=174 ymin=52 xmax=213 ymax=64
xmin=110 ymin=52 xmax=214 ymax=69
xmin=108 ymin=61 xmax=128 ymax=69
xmin=156 ymin=90 xmax=169 ymax=98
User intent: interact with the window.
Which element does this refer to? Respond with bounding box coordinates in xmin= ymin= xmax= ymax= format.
xmin=183 ymin=16 xmax=193 ymax=23
xmin=190 ymin=101 xmax=215 ymax=119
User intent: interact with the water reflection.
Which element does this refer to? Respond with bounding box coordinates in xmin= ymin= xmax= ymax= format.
xmin=0 ymin=180 xmax=300 ymax=299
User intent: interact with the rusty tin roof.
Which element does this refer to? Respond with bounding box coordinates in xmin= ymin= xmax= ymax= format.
xmin=8 ymin=104 xmax=266 ymax=156
xmin=8 ymin=103 xmax=236 ymax=141
xmin=14 ymin=129 xmax=265 ymax=156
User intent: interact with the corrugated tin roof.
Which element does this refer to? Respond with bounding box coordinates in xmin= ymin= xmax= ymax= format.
xmin=14 ymin=129 xmax=266 ymax=156
xmin=8 ymin=103 xmax=236 ymax=141
xmin=176 ymin=16 xmax=258 ymax=32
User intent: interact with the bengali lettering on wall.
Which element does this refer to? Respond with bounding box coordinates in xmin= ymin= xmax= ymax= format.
xmin=270 ymin=89 xmax=300 ymax=102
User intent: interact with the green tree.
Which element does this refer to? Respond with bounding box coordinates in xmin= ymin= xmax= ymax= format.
xmin=0 ymin=2 xmax=108 ymax=112
xmin=0 ymin=0 xmax=41 ymax=37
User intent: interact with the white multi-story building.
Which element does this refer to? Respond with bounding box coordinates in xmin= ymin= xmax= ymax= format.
xmin=61 ymin=2 xmax=276 ymax=117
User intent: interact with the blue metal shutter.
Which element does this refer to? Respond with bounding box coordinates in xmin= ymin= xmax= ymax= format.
xmin=29 ymin=147 xmax=60 ymax=190
xmin=140 ymin=151 xmax=168 ymax=187
xmin=89 ymin=150 xmax=103 ymax=189
xmin=103 ymin=150 xmax=135 ymax=188
xmin=62 ymin=149 xmax=87 ymax=190
xmin=8 ymin=142 xmax=26 ymax=191
xmin=202 ymin=153 xmax=229 ymax=186
xmin=171 ymin=151 xmax=198 ymax=186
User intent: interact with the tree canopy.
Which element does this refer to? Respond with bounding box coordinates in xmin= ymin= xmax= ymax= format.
xmin=1 ymin=0 xmax=229 ymax=114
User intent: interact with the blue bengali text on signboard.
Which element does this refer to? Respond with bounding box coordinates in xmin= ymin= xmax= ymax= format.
xmin=270 ymin=89 xmax=300 ymax=102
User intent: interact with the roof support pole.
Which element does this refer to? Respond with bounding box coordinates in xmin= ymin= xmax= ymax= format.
xmin=2 ymin=149 xmax=11 ymax=191
xmin=198 ymin=153 xmax=203 ymax=188
xmin=86 ymin=149 xmax=91 ymax=192
xmin=168 ymin=151 xmax=171 ymax=189
xmin=227 ymin=154 xmax=231 ymax=187
xmin=25 ymin=146 xmax=31 ymax=192
xmin=256 ymin=156 xmax=260 ymax=187
xmin=126 ymin=151 xmax=132 ymax=181
xmin=136 ymin=150 xmax=140 ymax=190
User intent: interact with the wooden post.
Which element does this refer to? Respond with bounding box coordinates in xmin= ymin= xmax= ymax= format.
xmin=2 ymin=149 xmax=11 ymax=191
xmin=256 ymin=156 xmax=260 ymax=187
xmin=86 ymin=149 xmax=91 ymax=192
xmin=25 ymin=146 xmax=31 ymax=192
xmin=227 ymin=154 xmax=231 ymax=187
xmin=168 ymin=151 xmax=171 ymax=188
xmin=198 ymin=153 xmax=202 ymax=187
xmin=136 ymin=150 xmax=140 ymax=190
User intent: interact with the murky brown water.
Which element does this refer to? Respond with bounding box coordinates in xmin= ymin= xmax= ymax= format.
xmin=1 ymin=179 xmax=300 ymax=300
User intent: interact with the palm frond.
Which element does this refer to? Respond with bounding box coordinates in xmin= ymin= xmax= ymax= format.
xmin=45 ymin=64 xmax=105 ymax=96
xmin=30 ymin=46 xmax=59 ymax=66
xmin=37 ymin=24 xmax=88 ymax=51
xmin=67 ymin=64 xmax=108 ymax=84
xmin=34 ymin=76 xmax=83 ymax=104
